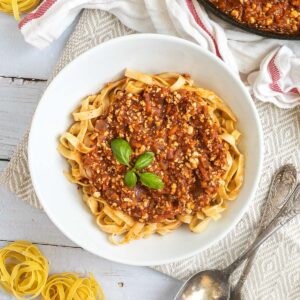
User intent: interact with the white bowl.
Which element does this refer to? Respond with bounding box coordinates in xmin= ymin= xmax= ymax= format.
xmin=29 ymin=34 xmax=263 ymax=266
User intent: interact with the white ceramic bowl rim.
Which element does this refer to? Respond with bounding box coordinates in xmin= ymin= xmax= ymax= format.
xmin=29 ymin=34 xmax=263 ymax=266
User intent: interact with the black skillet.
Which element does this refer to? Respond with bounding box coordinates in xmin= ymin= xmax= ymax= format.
xmin=198 ymin=0 xmax=300 ymax=40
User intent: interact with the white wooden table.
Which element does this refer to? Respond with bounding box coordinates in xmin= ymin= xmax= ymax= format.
xmin=0 ymin=14 xmax=181 ymax=300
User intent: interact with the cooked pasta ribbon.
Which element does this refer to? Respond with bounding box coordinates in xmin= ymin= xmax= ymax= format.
xmin=58 ymin=69 xmax=244 ymax=244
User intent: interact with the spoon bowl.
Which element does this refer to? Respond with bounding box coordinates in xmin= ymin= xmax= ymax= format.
xmin=175 ymin=270 xmax=229 ymax=300
xmin=174 ymin=182 xmax=300 ymax=300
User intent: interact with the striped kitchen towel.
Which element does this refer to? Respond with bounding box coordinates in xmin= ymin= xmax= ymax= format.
xmin=18 ymin=0 xmax=300 ymax=108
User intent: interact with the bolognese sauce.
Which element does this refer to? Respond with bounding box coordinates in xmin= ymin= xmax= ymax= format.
xmin=82 ymin=84 xmax=227 ymax=223
xmin=209 ymin=0 xmax=300 ymax=34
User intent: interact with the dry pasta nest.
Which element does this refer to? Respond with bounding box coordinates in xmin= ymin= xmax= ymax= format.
xmin=0 ymin=0 xmax=40 ymax=20
xmin=0 ymin=241 xmax=105 ymax=300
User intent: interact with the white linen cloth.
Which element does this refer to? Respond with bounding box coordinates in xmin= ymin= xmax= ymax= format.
xmin=19 ymin=0 xmax=300 ymax=108
xmin=248 ymin=46 xmax=300 ymax=109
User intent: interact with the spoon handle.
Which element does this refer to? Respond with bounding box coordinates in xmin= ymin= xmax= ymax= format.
xmin=230 ymin=165 xmax=297 ymax=299
xmin=224 ymin=182 xmax=300 ymax=276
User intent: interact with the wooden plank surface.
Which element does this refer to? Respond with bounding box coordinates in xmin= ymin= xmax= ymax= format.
xmin=0 ymin=187 xmax=75 ymax=246
xmin=0 ymin=160 xmax=7 ymax=173
xmin=0 ymin=77 xmax=46 ymax=159
xmin=0 ymin=240 xmax=181 ymax=300
xmin=0 ymin=13 xmax=75 ymax=80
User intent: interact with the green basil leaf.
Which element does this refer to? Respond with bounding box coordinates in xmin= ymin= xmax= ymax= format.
xmin=139 ymin=172 xmax=164 ymax=190
xmin=134 ymin=152 xmax=155 ymax=170
xmin=124 ymin=170 xmax=137 ymax=188
xmin=111 ymin=138 xmax=132 ymax=166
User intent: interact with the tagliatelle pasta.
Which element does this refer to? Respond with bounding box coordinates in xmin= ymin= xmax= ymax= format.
xmin=0 ymin=241 xmax=49 ymax=300
xmin=42 ymin=273 xmax=105 ymax=300
xmin=0 ymin=241 xmax=105 ymax=300
xmin=0 ymin=0 xmax=40 ymax=20
xmin=58 ymin=70 xmax=244 ymax=245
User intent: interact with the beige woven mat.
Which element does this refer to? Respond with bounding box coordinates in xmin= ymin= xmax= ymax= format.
xmin=1 ymin=10 xmax=300 ymax=299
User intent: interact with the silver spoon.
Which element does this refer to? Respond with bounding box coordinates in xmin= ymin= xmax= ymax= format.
xmin=174 ymin=182 xmax=300 ymax=300
xmin=230 ymin=164 xmax=297 ymax=299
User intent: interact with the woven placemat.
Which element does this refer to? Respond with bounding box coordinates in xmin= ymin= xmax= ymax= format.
xmin=1 ymin=9 xmax=300 ymax=299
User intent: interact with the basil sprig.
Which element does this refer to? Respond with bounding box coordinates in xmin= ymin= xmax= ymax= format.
xmin=134 ymin=152 xmax=154 ymax=169
xmin=111 ymin=138 xmax=132 ymax=166
xmin=110 ymin=138 xmax=164 ymax=190
xmin=139 ymin=172 xmax=164 ymax=190
xmin=124 ymin=170 xmax=137 ymax=188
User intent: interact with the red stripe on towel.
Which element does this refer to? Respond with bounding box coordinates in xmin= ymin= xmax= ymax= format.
xmin=19 ymin=0 xmax=57 ymax=29
xmin=267 ymin=52 xmax=299 ymax=95
xmin=185 ymin=0 xmax=222 ymax=60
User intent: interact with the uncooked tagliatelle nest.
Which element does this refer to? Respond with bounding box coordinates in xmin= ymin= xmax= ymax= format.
xmin=0 ymin=240 xmax=49 ymax=299
xmin=0 ymin=0 xmax=40 ymax=20
xmin=0 ymin=241 xmax=105 ymax=300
